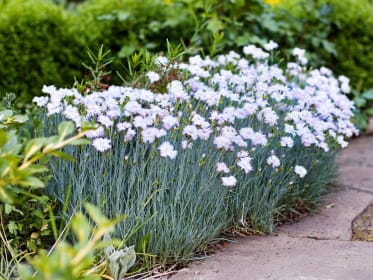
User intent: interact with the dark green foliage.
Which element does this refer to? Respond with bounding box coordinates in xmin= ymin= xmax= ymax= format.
xmin=279 ymin=0 xmax=373 ymax=91
xmin=0 ymin=0 xmax=98 ymax=107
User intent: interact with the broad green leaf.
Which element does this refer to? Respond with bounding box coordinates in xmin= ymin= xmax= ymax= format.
xmin=2 ymin=130 xmax=22 ymax=154
xmin=362 ymin=89 xmax=373 ymax=100
xmin=24 ymin=138 xmax=48 ymax=160
xmin=0 ymin=110 xmax=13 ymax=122
xmin=17 ymin=263 xmax=34 ymax=279
xmin=42 ymin=136 xmax=59 ymax=153
xmin=206 ymin=18 xmax=224 ymax=33
xmin=12 ymin=114 xmax=29 ymax=123
xmin=50 ymin=151 xmax=75 ymax=161
xmin=84 ymin=203 xmax=110 ymax=227
xmin=354 ymin=97 xmax=366 ymax=108
xmin=107 ymin=246 xmax=136 ymax=280
xmin=70 ymin=138 xmax=91 ymax=146
xmin=26 ymin=165 xmax=49 ymax=175
xmin=18 ymin=176 xmax=45 ymax=188
xmin=0 ymin=186 xmax=14 ymax=204
xmin=365 ymin=107 xmax=373 ymax=116
xmin=321 ymin=40 xmax=337 ymax=56
xmin=0 ymin=130 xmax=7 ymax=148
xmin=58 ymin=121 xmax=75 ymax=141
xmin=72 ymin=213 xmax=91 ymax=245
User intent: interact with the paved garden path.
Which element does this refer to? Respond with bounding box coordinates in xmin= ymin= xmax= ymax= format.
xmin=171 ymin=136 xmax=373 ymax=280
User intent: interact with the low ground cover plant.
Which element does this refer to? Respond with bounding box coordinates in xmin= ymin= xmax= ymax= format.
xmin=33 ymin=43 xmax=356 ymax=267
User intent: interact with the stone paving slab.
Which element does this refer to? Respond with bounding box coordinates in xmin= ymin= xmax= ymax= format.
xmin=171 ymin=234 xmax=373 ymax=280
xmin=335 ymin=166 xmax=373 ymax=193
xmin=336 ymin=136 xmax=373 ymax=168
xmin=280 ymin=187 xmax=373 ymax=240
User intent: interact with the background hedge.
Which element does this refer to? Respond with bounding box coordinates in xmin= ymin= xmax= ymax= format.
xmin=1 ymin=0 xmax=372 ymax=108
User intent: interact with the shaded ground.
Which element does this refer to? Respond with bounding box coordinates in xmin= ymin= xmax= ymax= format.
xmin=171 ymin=136 xmax=373 ymax=280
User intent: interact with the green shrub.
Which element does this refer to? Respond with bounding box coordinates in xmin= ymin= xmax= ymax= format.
xmin=0 ymin=0 xmax=99 ymax=107
xmin=0 ymin=117 xmax=90 ymax=256
xmin=278 ymin=0 xmax=373 ymax=91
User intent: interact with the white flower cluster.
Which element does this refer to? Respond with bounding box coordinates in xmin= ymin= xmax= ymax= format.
xmin=34 ymin=43 xmax=357 ymax=186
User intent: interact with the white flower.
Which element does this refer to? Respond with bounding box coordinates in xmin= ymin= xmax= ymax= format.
xmin=237 ymin=156 xmax=253 ymax=174
xmin=267 ymin=155 xmax=280 ymax=168
xmin=33 ymin=96 xmax=49 ymax=107
xmin=294 ymin=165 xmax=307 ymax=178
xmin=117 ymin=122 xmax=132 ymax=132
xmin=146 ymin=71 xmax=160 ymax=83
xmin=216 ymin=162 xmax=230 ymax=173
xmin=155 ymin=56 xmax=168 ymax=66
xmin=125 ymin=129 xmax=136 ymax=141
xmin=293 ymin=47 xmax=308 ymax=65
xmin=158 ymin=141 xmax=177 ymax=159
xmin=182 ymin=140 xmax=193 ymax=149
xmin=133 ymin=116 xmax=153 ymax=129
xmin=183 ymin=125 xmax=199 ymax=140
xmin=257 ymin=108 xmax=278 ymax=126
xmin=92 ymin=138 xmax=111 ymax=152
xmin=214 ymin=136 xmax=232 ymax=150
xmin=281 ymin=136 xmax=294 ymax=148
xmin=243 ymin=45 xmax=269 ymax=60
xmin=63 ymin=105 xmax=81 ymax=127
xmin=264 ymin=40 xmax=278 ymax=51
xmin=141 ymin=128 xmax=158 ymax=144
xmin=98 ymin=115 xmax=113 ymax=128
xmin=221 ymin=176 xmax=237 ymax=187
xmin=47 ymin=103 xmax=62 ymax=115
xmin=237 ymin=151 xmax=249 ymax=158
xmin=86 ymin=127 xmax=105 ymax=139
xmin=337 ymin=135 xmax=348 ymax=148
xmin=162 ymin=115 xmax=179 ymax=130
xmin=293 ymin=47 xmax=306 ymax=58
xmin=341 ymin=83 xmax=350 ymax=94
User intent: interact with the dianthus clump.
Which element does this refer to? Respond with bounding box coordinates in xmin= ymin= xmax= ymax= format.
xmin=35 ymin=42 xmax=357 ymax=188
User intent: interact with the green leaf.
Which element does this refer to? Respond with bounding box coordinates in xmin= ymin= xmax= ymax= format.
xmin=7 ymin=220 xmax=18 ymax=235
xmin=58 ymin=121 xmax=75 ymax=141
xmin=27 ymin=165 xmax=49 ymax=175
xmin=364 ymin=107 xmax=373 ymax=116
xmin=0 ymin=186 xmax=14 ymax=204
xmin=136 ymin=233 xmax=150 ymax=253
xmin=0 ymin=130 xmax=7 ymax=148
xmin=362 ymin=89 xmax=373 ymax=100
xmin=17 ymin=263 xmax=34 ymax=279
xmin=354 ymin=97 xmax=366 ymax=108
xmin=50 ymin=151 xmax=75 ymax=161
xmin=12 ymin=114 xmax=29 ymax=123
xmin=24 ymin=138 xmax=48 ymax=160
xmin=84 ymin=203 xmax=109 ymax=227
xmin=72 ymin=213 xmax=91 ymax=245
xmin=42 ymin=136 xmax=59 ymax=153
xmin=18 ymin=176 xmax=45 ymax=188
xmin=321 ymin=40 xmax=337 ymax=56
xmin=206 ymin=18 xmax=224 ymax=33
xmin=70 ymin=138 xmax=91 ymax=146
xmin=0 ymin=110 xmax=13 ymax=122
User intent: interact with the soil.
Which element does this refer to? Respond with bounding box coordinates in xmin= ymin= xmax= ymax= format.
xmin=352 ymin=202 xmax=373 ymax=241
